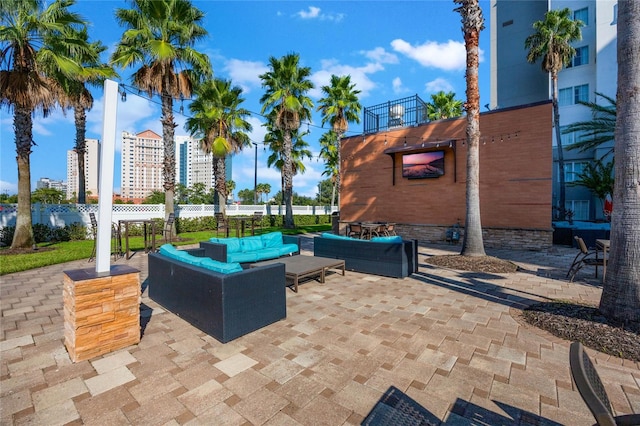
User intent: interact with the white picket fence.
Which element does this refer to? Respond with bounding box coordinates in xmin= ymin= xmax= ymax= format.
xmin=0 ymin=203 xmax=337 ymax=229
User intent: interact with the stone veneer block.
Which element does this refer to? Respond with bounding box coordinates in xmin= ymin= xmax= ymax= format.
xmin=63 ymin=265 xmax=140 ymax=362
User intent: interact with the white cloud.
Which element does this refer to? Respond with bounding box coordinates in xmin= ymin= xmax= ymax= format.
xmin=424 ymin=77 xmax=454 ymax=93
xmin=362 ymin=47 xmax=398 ymax=64
xmin=298 ymin=6 xmax=321 ymax=19
xmin=391 ymin=39 xmax=484 ymax=71
xmin=32 ymin=109 xmax=73 ymax=137
xmin=392 ymin=77 xmax=409 ymax=95
xmin=296 ymin=6 xmax=344 ymax=22
xmin=0 ymin=180 xmax=18 ymax=194
xmin=224 ymin=59 xmax=269 ymax=94
xmin=310 ymin=59 xmax=382 ymax=99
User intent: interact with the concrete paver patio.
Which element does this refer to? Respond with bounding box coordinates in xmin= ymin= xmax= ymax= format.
xmin=1 ymin=235 xmax=638 ymax=425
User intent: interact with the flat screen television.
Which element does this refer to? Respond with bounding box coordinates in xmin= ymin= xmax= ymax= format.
xmin=402 ymin=151 xmax=445 ymax=179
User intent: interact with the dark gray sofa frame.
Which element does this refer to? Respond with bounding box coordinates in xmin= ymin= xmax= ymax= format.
xmin=313 ymin=236 xmax=418 ymax=278
xmin=199 ymin=234 xmax=301 ymax=265
xmin=148 ymin=249 xmax=286 ymax=343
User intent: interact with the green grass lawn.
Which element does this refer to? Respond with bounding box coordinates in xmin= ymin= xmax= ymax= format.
xmin=0 ymin=224 xmax=330 ymax=276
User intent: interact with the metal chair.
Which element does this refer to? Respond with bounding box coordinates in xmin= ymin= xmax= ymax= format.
xmin=348 ymin=223 xmax=364 ymax=239
xmin=251 ymin=211 xmax=263 ymax=235
xmin=163 ymin=213 xmax=175 ymax=244
xmin=215 ymin=212 xmax=230 ymax=238
xmin=383 ymin=223 xmax=397 ymax=236
xmin=567 ymin=236 xmax=604 ymax=282
xmin=569 ymin=341 xmax=640 ymax=426
xmin=88 ymin=213 xmax=98 ymax=262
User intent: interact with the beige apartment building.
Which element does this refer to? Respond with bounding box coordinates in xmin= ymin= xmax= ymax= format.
xmin=120 ymin=130 xmax=164 ymax=203
xmin=66 ymin=138 xmax=100 ymax=201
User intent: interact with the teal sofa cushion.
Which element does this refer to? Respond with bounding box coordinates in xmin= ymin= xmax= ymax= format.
xmin=241 ymin=235 xmax=264 ymax=252
xmin=321 ymin=232 xmax=361 ymax=241
xmin=209 ymin=237 xmax=241 ymax=253
xmin=159 ymin=244 xmax=202 ymax=266
xmin=261 ymin=232 xmax=283 ymax=248
xmin=198 ymin=258 xmax=243 ymax=274
xmin=255 ymin=248 xmax=281 ymax=261
xmin=228 ymin=251 xmax=259 ymax=263
xmin=278 ymin=244 xmax=299 ymax=257
xmin=371 ymin=236 xmax=403 ymax=243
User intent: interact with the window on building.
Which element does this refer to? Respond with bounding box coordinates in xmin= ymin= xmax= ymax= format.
xmin=564 ymin=161 xmax=588 ymax=182
xmin=568 ymin=46 xmax=589 ymax=67
xmin=574 ymin=84 xmax=589 ymax=103
xmin=566 ymin=200 xmax=589 ymax=221
xmin=559 ymin=88 xmax=573 ymax=107
xmin=574 ymin=7 xmax=588 ymax=26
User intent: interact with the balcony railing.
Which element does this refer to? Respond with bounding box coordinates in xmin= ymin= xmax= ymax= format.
xmin=363 ymin=94 xmax=429 ymax=134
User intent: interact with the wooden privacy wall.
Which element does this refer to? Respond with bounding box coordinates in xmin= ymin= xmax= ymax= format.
xmin=339 ymin=101 xmax=553 ymax=247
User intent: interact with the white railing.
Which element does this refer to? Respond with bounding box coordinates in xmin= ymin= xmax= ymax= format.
xmin=0 ymin=203 xmax=338 ymax=228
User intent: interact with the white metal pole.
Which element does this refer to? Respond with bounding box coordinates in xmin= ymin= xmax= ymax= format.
xmin=96 ymin=79 xmax=118 ymax=273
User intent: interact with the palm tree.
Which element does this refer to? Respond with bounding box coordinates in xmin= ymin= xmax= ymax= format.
xmin=111 ymin=0 xmax=212 ymax=231
xmin=525 ymin=8 xmax=584 ymax=220
xmin=318 ymin=130 xmax=339 ymax=208
xmin=264 ymin=125 xmax=313 ymax=207
xmin=226 ymin=180 xmax=236 ymax=204
xmin=259 ymin=53 xmax=314 ymax=228
xmin=427 ymin=90 xmax=464 ymax=120
xmin=317 ymin=74 xmax=361 ymax=209
xmin=55 ymin=28 xmax=116 ymax=204
xmin=1 ymin=0 xmax=92 ymax=249
xmin=455 ymin=0 xmax=486 ymax=257
xmin=567 ymin=160 xmax=614 ymax=216
xmin=564 ymin=92 xmax=616 ymax=157
xmin=599 ymin=0 xmax=640 ymax=325
xmin=185 ymin=78 xmax=252 ymax=215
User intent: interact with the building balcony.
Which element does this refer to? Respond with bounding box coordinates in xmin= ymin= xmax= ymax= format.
xmin=363 ymin=94 xmax=429 ymax=134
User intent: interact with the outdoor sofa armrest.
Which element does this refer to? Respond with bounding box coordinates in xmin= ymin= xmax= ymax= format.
xmin=199 ymin=241 xmax=228 ymax=262
xmin=282 ymin=235 xmax=301 ymax=255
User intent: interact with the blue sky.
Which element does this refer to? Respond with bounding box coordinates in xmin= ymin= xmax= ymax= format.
xmin=0 ymin=0 xmax=491 ymax=200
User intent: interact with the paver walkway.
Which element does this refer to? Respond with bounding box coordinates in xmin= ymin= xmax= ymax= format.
xmin=1 ymin=235 xmax=638 ymax=425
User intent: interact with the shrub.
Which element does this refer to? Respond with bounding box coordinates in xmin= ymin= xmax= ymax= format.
xmin=32 ymin=223 xmax=51 ymax=243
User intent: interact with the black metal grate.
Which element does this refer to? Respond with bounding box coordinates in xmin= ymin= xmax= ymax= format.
xmin=363 ymin=94 xmax=429 ymax=134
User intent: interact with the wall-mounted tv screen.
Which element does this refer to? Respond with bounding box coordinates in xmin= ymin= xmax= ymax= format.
xmin=402 ymin=151 xmax=445 ymax=179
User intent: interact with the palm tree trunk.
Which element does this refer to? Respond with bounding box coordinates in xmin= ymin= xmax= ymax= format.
xmin=74 ymin=105 xmax=87 ymax=204
xmin=336 ymin=131 xmax=342 ymax=209
xmin=599 ymin=0 xmax=640 ymax=324
xmin=551 ymin=72 xmax=566 ymax=220
xmin=283 ymin=130 xmax=294 ymax=228
xmin=215 ymin=157 xmax=227 ymax=214
xmin=11 ymin=106 xmax=35 ymax=249
xmin=460 ymin=16 xmax=486 ymax=257
xmin=161 ymin=93 xmax=176 ymax=239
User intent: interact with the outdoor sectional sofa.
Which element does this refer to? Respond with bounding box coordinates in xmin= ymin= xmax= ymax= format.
xmin=148 ymin=244 xmax=286 ymax=343
xmin=313 ymin=233 xmax=418 ymax=278
xmin=199 ymin=231 xmax=300 ymax=264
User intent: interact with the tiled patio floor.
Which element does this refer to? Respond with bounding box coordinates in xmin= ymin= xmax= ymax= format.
xmin=1 ymin=235 xmax=638 ymax=425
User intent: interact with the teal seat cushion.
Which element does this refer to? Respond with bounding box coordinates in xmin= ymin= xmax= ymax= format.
xmin=228 ymin=251 xmax=259 ymax=263
xmin=159 ymin=244 xmax=201 ymax=266
xmin=198 ymin=258 xmax=243 ymax=274
xmin=371 ymin=236 xmax=403 ymax=243
xmin=278 ymin=243 xmax=299 ymax=256
xmin=241 ymin=235 xmax=263 ymax=252
xmin=255 ymin=248 xmax=281 ymax=261
xmin=213 ymin=237 xmax=241 ymax=253
xmin=321 ymin=232 xmax=361 ymax=241
xmin=261 ymin=232 xmax=283 ymax=248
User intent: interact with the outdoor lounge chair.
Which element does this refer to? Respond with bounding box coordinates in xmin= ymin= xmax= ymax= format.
xmin=567 ymin=236 xmax=604 ymax=282
xmin=569 ymin=341 xmax=640 ymax=426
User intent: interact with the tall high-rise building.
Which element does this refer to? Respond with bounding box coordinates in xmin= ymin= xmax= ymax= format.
xmin=66 ymin=138 xmax=100 ymax=201
xmin=490 ymin=0 xmax=617 ymax=220
xmin=120 ymin=130 xmax=163 ymax=203
xmin=175 ymin=136 xmax=232 ymax=196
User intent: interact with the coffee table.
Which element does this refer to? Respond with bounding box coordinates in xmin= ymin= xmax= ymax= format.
xmin=250 ymin=256 xmax=345 ymax=292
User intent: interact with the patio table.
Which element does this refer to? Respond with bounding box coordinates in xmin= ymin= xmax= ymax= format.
xmin=250 ymin=255 xmax=345 ymax=292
